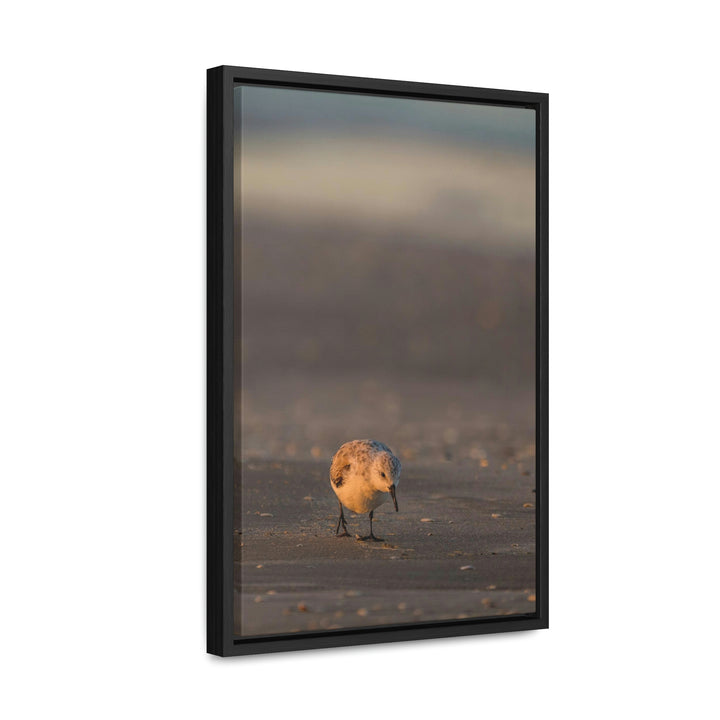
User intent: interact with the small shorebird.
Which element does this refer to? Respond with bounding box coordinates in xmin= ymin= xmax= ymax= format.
xmin=330 ymin=439 xmax=401 ymax=541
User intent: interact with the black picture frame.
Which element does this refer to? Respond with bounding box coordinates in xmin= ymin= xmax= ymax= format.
xmin=208 ymin=65 xmax=548 ymax=657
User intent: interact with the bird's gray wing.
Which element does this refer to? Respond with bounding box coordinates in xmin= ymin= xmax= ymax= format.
xmin=390 ymin=453 xmax=402 ymax=478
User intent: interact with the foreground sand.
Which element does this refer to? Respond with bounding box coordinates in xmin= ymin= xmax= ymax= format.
xmin=234 ymin=458 xmax=536 ymax=637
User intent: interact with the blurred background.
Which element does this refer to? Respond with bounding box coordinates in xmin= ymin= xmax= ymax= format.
xmin=234 ymin=85 xmax=536 ymax=467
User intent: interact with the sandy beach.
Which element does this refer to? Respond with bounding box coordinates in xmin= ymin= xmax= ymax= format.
xmin=235 ymin=455 xmax=536 ymax=636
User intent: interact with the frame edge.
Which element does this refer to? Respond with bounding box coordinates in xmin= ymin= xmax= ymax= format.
xmin=207 ymin=66 xmax=229 ymax=656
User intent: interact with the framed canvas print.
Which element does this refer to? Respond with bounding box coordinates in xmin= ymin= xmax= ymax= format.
xmin=207 ymin=65 xmax=548 ymax=656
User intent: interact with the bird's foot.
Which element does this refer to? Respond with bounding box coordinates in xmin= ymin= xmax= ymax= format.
xmin=335 ymin=530 xmax=351 ymax=538
xmin=357 ymin=533 xmax=384 ymax=543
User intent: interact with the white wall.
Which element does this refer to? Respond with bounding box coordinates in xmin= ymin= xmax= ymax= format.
xmin=2 ymin=2 xmax=718 ymax=718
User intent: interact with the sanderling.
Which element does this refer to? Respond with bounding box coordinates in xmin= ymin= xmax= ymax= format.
xmin=329 ymin=439 xmax=401 ymax=542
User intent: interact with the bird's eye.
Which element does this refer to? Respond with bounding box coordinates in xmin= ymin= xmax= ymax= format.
xmin=381 ymin=472 xmax=386 ymax=478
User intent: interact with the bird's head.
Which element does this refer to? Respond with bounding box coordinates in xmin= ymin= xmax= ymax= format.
xmin=371 ymin=452 xmax=401 ymax=511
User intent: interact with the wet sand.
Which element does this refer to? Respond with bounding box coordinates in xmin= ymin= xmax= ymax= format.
xmin=234 ymin=458 xmax=536 ymax=637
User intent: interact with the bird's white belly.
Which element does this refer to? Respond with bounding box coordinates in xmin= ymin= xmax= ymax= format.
xmin=331 ymin=475 xmax=389 ymax=514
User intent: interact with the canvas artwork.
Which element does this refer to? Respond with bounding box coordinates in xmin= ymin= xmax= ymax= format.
xmin=235 ymin=83 xmax=536 ymax=634
xmin=208 ymin=66 xmax=548 ymax=655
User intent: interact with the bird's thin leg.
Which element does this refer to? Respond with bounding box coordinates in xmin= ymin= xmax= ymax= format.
xmin=359 ymin=510 xmax=384 ymax=542
xmin=335 ymin=500 xmax=350 ymax=537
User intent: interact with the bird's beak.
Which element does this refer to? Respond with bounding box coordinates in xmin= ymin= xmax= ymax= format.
xmin=389 ymin=484 xmax=398 ymax=512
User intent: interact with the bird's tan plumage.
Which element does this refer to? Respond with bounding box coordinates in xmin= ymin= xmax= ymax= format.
xmin=329 ymin=439 xmax=401 ymax=540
